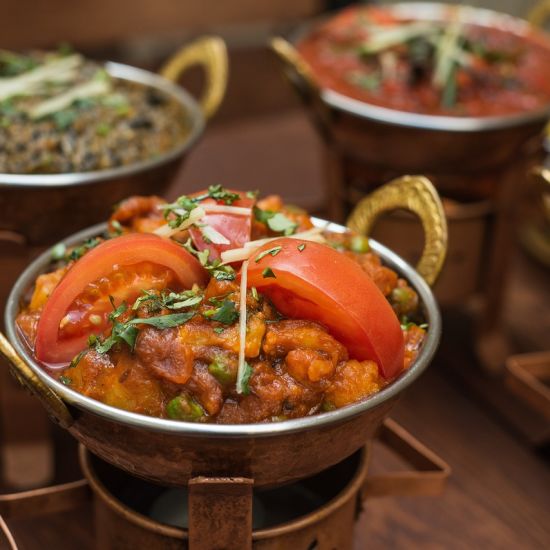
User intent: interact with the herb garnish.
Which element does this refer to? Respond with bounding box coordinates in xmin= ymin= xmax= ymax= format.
xmin=253 ymin=207 xmax=297 ymax=235
xmin=297 ymin=243 xmax=306 ymax=252
xmin=236 ymin=361 xmax=253 ymax=395
xmin=255 ymin=246 xmax=282 ymax=263
xmin=192 ymin=184 xmax=241 ymax=205
xmin=132 ymin=289 xmax=203 ymax=312
xmin=182 ymin=238 xmax=236 ymax=281
xmin=67 ymin=237 xmax=101 ymax=262
xmin=59 ymin=375 xmax=72 ymax=386
xmin=262 ymin=267 xmax=276 ymax=279
xmin=203 ymin=300 xmax=239 ymax=325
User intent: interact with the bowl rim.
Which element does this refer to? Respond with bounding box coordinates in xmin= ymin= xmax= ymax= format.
xmin=292 ymin=2 xmax=550 ymax=132
xmin=5 ymin=218 xmax=441 ymax=438
xmin=0 ymin=61 xmax=205 ymax=188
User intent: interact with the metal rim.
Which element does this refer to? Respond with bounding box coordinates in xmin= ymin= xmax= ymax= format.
xmin=295 ymin=2 xmax=550 ymax=132
xmin=4 ymin=218 xmax=441 ymax=439
xmin=0 ymin=61 xmax=205 ymax=188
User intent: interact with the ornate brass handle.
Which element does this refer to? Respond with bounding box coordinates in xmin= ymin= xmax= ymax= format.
xmin=160 ymin=36 xmax=228 ymax=120
xmin=346 ymin=176 xmax=448 ymax=286
xmin=528 ymin=0 xmax=550 ymax=27
xmin=270 ymin=37 xmax=319 ymax=99
xmin=0 ymin=333 xmax=73 ymax=429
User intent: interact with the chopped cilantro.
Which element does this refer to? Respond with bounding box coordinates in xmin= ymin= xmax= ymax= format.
xmin=204 ymin=300 xmax=239 ymax=325
xmin=128 ymin=311 xmax=195 ymax=329
xmin=213 ymin=327 xmax=225 ymax=334
xmin=255 ymin=246 xmax=282 ymax=263
xmin=66 ymin=237 xmax=101 ymax=262
xmin=237 ymin=361 xmax=253 ymax=395
xmin=59 ymin=375 xmax=72 ymax=386
xmin=297 ymin=243 xmax=306 ymax=252
xmin=262 ymin=267 xmax=276 ymax=279
xmin=253 ymin=207 xmax=297 ymax=235
xmin=68 ymin=349 xmax=87 ymax=369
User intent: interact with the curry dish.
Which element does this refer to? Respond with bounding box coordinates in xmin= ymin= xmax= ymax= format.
xmin=16 ymin=187 xmax=426 ymax=424
xmin=297 ymin=5 xmax=550 ymax=117
xmin=0 ymin=49 xmax=190 ymax=174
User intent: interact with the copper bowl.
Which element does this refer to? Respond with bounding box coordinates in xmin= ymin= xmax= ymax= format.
xmin=0 ymin=37 xmax=228 ymax=245
xmin=0 ymin=176 xmax=448 ymax=488
xmin=271 ymin=3 xmax=550 ymax=199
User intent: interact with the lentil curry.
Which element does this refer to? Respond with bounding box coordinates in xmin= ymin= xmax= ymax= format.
xmin=0 ymin=49 xmax=190 ymax=173
xmin=16 ymin=187 xmax=426 ymax=424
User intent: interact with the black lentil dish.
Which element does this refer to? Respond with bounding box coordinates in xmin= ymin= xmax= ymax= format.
xmin=0 ymin=49 xmax=190 ymax=173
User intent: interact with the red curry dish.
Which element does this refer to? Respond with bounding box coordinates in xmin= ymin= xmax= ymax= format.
xmin=296 ymin=5 xmax=550 ymax=117
xmin=16 ymin=187 xmax=426 ymax=424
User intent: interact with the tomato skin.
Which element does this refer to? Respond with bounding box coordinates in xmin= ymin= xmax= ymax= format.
xmin=189 ymin=189 xmax=255 ymax=260
xmin=246 ymin=238 xmax=405 ymax=379
xmin=35 ymin=233 xmax=208 ymax=367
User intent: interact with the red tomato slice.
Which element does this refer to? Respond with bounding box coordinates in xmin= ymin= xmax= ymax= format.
xmin=189 ymin=189 xmax=254 ymax=261
xmin=35 ymin=233 xmax=208 ymax=367
xmin=246 ymin=238 xmax=405 ymax=379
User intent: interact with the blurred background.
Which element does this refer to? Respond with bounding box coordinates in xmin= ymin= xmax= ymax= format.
xmin=0 ymin=1 xmax=549 ymax=548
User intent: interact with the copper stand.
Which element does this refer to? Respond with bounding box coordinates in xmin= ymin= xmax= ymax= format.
xmin=0 ymin=419 xmax=449 ymax=549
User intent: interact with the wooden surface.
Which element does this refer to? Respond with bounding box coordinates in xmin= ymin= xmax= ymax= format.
xmin=1 ymin=108 xmax=549 ymax=549
xmin=0 ymin=0 xmax=321 ymax=49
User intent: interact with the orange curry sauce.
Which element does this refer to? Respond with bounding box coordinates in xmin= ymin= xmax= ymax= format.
xmin=297 ymin=5 xmax=550 ymax=117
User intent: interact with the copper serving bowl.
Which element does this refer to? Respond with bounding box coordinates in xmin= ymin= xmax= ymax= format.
xmin=0 ymin=176 xmax=447 ymax=488
xmin=271 ymin=3 xmax=550 ymax=199
xmin=0 ymin=37 xmax=228 ymax=245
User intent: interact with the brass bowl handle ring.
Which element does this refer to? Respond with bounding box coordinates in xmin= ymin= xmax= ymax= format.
xmin=160 ymin=36 xmax=228 ymax=120
xmin=346 ymin=175 xmax=448 ymax=286
xmin=0 ymin=332 xmax=73 ymax=428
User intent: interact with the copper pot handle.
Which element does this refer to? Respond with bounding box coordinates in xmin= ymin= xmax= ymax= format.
xmin=528 ymin=1 xmax=550 ymax=26
xmin=270 ymin=37 xmax=319 ymax=100
xmin=363 ymin=418 xmax=450 ymax=498
xmin=160 ymin=36 xmax=228 ymax=120
xmin=0 ymin=333 xmax=73 ymax=428
xmin=346 ymin=175 xmax=448 ymax=286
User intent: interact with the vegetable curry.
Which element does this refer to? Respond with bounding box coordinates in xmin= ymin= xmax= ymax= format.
xmin=16 ymin=187 xmax=426 ymax=424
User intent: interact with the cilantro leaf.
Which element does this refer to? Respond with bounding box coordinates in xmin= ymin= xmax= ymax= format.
xmin=237 ymin=361 xmax=253 ymax=395
xmin=128 ymin=312 xmax=195 ymax=329
xmin=204 ymin=300 xmax=239 ymax=325
xmin=255 ymin=246 xmax=282 ymax=263
xmin=262 ymin=267 xmax=276 ymax=278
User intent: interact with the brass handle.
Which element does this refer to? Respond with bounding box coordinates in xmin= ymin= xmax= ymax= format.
xmin=346 ymin=175 xmax=448 ymax=286
xmin=270 ymin=37 xmax=320 ymax=100
xmin=362 ymin=418 xmax=450 ymax=498
xmin=0 ymin=333 xmax=73 ymax=429
xmin=160 ymin=36 xmax=228 ymax=120
xmin=528 ymin=1 xmax=550 ymax=26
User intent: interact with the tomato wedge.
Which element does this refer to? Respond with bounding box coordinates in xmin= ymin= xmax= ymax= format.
xmin=189 ymin=189 xmax=254 ymax=261
xmin=246 ymin=238 xmax=405 ymax=379
xmin=35 ymin=233 xmax=208 ymax=367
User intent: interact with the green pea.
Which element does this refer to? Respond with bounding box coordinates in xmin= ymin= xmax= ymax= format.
xmin=166 ymin=395 xmax=205 ymax=422
xmin=350 ymin=235 xmax=370 ymax=253
xmin=208 ymin=359 xmax=236 ymax=385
